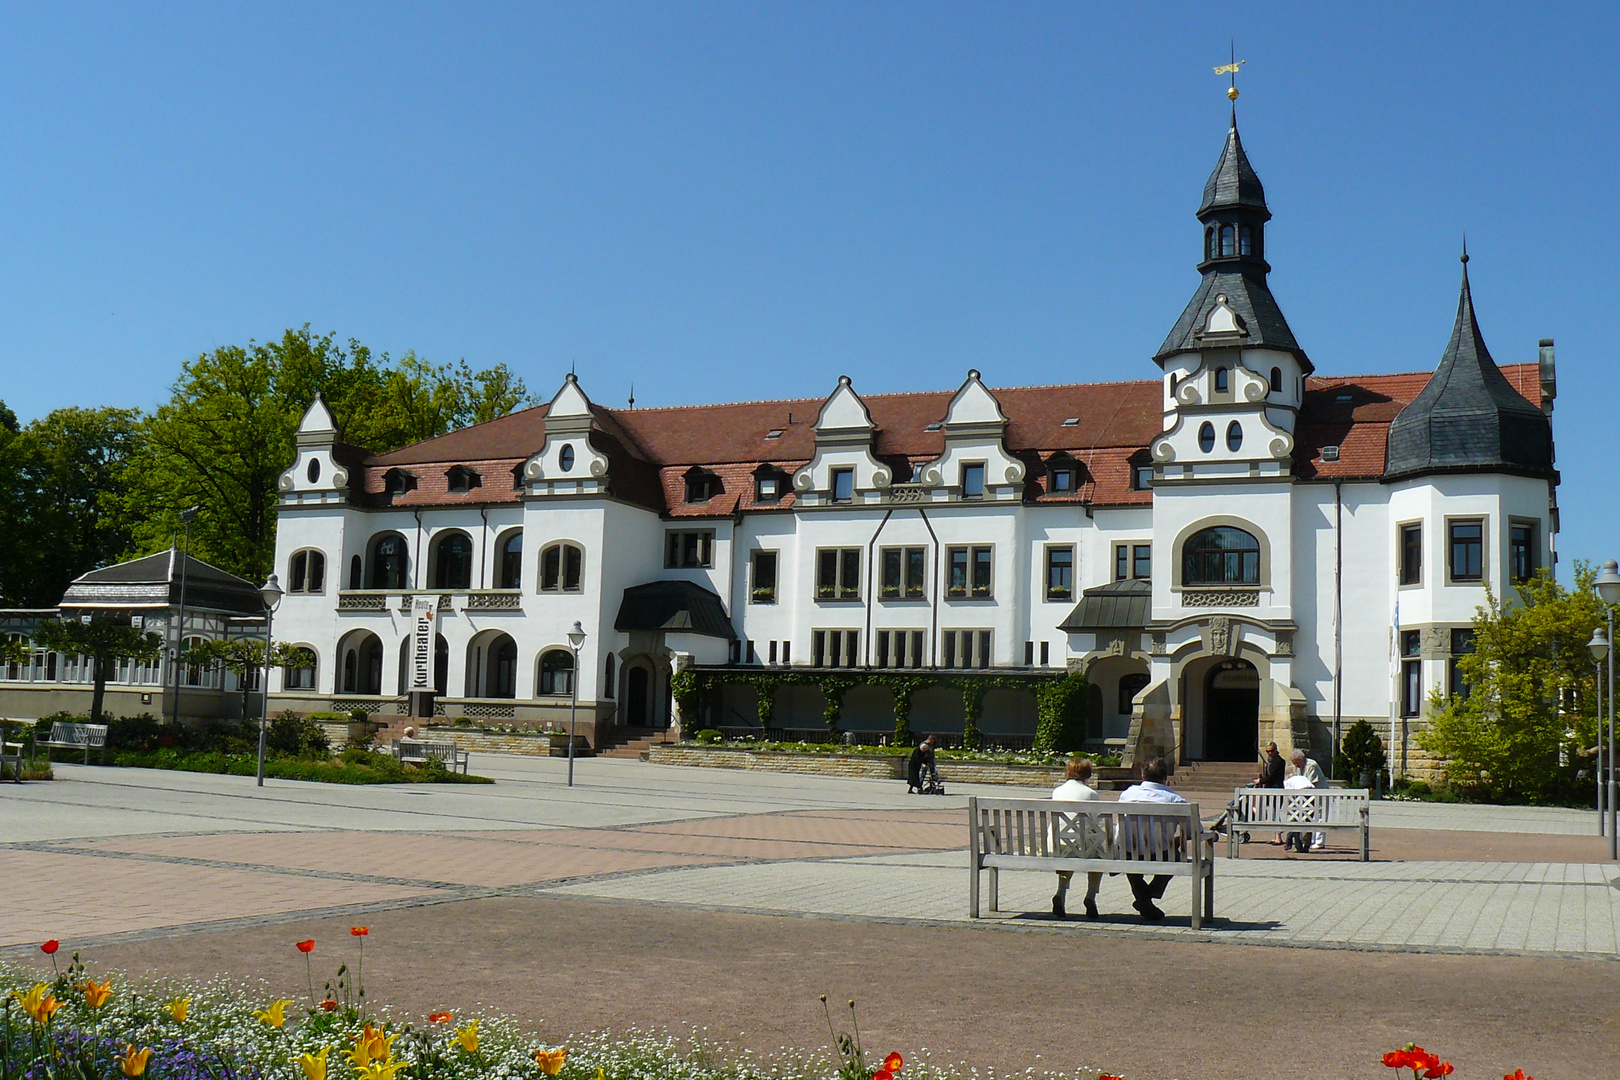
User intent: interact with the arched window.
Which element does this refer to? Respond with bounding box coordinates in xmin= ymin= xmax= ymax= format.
xmin=282 ymin=646 xmax=317 ymax=690
xmin=341 ymin=633 xmax=385 ymax=694
xmin=1182 ymin=526 xmax=1262 ymax=585
xmin=540 ymin=542 xmax=584 ymax=592
xmin=603 ymin=653 xmax=616 ymax=699
xmin=538 ymin=649 xmax=575 ymax=695
xmin=1205 ymin=227 xmax=1216 ymax=260
xmin=1198 ymin=422 xmax=1216 ymax=453
xmin=1219 ymin=225 xmax=1235 ymax=256
xmin=288 ymin=549 xmax=326 ymax=594
xmin=559 ymin=444 xmax=575 ymax=472
xmin=497 ymin=531 xmax=523 ymax=589
xmin=349 ymin=555 xmax=362 ymax=590
xmin=1214 ymin=367 xmax=1229 ymax=394
xmin=369 ymin=534 xmax=409 ymax=590
xmin=1269 ymin=366 xmax=1282 ymax=394
xmin=432 ymin=531 xmax=474 ymax=590
xmin=1226 ymin=421 xmax=1243 ymax=451
xmin=1239 ymin=226 xmax=1252 ymax=256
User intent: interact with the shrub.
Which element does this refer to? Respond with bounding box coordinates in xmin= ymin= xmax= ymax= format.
xmin=1335 ymin=719 xmax=1388 ymax=785
xmin=695 ymin=729 xmax=722 ymax=744
xmin=267 ymin=711 xmax=332 ymax=758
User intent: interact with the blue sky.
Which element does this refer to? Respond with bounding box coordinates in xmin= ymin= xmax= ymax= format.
xmin=1 ymin=3 xmax=1614 ymax=573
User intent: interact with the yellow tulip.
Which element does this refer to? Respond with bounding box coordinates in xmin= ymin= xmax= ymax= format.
xmin=455 ymin=1020 xmax=479 ymax=1054
xmin=595 ymin=1070 xmax=607 ymax=1080
xmin=297 ymin=1046 xmax=329 ymax=1080
xmin=78 ymin=979 xmax=113 ymax=1009
xmin=166 ymin=997 xmax=190 ymax=1023
xmin=535 ymin=1046 xmax=568 ymax=1076
xmin=12 ymin=984 xmax=61 ymax=1025
xmin=254 ymin=998 xmax=292 ymax=1028
xmin=117 ymin=1045 xmax=153 ymax=1078
xmin=347 ymin=1024 xmax=399 ymax=1069
xmin=352 ymin=1062 xmax=408 ymax=1080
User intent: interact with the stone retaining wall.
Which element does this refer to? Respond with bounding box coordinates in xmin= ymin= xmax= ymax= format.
xmin=316 ymin=722 xmax=570 ymax=758
xmin=647 ymin=744 xmax=1071 ymax=787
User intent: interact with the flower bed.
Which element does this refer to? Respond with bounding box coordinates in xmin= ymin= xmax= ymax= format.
xmin=91 ymin=747 xmax=494 ymax=785
xmin=647 ymin=744 xmax=1130 ymax=789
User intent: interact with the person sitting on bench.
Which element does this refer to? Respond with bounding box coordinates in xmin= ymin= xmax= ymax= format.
xmin=1051 ymin=756 xmax=1103 ymax=920
xmin=1116 ymin=757 xmax=1185 ymax=922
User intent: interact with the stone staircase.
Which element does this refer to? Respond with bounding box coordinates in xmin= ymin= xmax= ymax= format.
xmin=595 ymin=726 xmax=668 ymax=760
xmin=1166 ymin=760 xmax=1257 ymax=795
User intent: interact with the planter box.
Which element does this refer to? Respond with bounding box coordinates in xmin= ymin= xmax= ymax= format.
xmin=646 ymin=743 xmax=1079 ymax=787
xmin=415 ymin=727 xmax=581 ymax=758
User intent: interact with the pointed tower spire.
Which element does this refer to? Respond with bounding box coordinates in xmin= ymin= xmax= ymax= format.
xmin=1385 ymin=256 xmax=1554 ymax=480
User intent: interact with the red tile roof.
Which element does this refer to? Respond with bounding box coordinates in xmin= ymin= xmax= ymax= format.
xmin=351 ymin=363 xmax=1545 ymax=512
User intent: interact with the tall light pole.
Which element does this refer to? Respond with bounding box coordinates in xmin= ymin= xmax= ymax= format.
xmin=257 ymin=573 xmax=283 ymax=788
xmin=1596 ymin=559 xmax=1620 ymax=857
xmin=567 ymin=620 xmax=586 ymax=788
xmin=169 ymin=506 xmax=201 ymax=726
xmin=1597 ymin=655 xmax=1606 ymax=836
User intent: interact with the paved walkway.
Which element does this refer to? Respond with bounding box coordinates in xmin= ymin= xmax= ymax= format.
xmin=3 ymin=757 xmax=1616 ymax=961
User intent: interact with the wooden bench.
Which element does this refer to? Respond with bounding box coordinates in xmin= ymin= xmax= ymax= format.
xmin=968 ymin=796 xmax=1217 ymax=930
xmin=1226 ymin=787 xmax=1371 ymax=861
xmin=0 ymin=719 xmax=27 ymax=783
xmin=392 ymin=739 xmax=470 ymax=775
xmin=42 ymin=722 xmax=108 ymax=764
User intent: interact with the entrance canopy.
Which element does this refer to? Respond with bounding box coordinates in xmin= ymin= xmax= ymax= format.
xmin=615 ymin=580 xmax=736 ymax=640
xmin=1058 ymin=578 xmax=1151 ymax=631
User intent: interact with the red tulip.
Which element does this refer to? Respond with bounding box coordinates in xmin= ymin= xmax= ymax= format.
xmin=1424 ymin=1063 xmax=1454 ymax=1079
xmin=295 ymin=940 xmax=315 ymax=954
xmin=429 ymin=1012 xmax=453 ymax=1024
xmin=1504 ymin=1072 xmax=1534 ymax=1080
xmin=320 ymin=999 xmax=338 ymax=1012
xmin=40 ymin=940 xmax=59 ymax=955
xmin=883 ymin=1053 xmax=904 ymax=1073
xmin=350 ymin=927 xmax=369 ymax=937
xmin=872 ymin=1072 xmax=893 ymax=1080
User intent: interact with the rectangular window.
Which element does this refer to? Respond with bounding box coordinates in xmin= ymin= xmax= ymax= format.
xmin=1050 ymin=467 xmax=1074 ymax=493
xmin=750 ymin=550 xmax=778 ymax=604
xmin=768 ymin=640 xmax=778 ymax=664
xmin=563 ymin=545 xmax=582 ymax=591
xmin=666 ymin=530 xmax=715 ymax=569
xmin=1399 ymin=523 xmax=1422 ymax=586
xmin=961 ymin=462 xmax=985 ymax=499
xmin=1024 ymin=640 xmax=1035 ymax=666
xmin=1040 ymin=640 xmax=1051 ymax=666
xmin=941 ymin=629 xmax=992 ymax=670
xmin=1509 ymin=521 xmax=1537 ymax=583
xmin=875 ymin=629 xmax=925 ymax=669
xmin=746 ymin=640 xmax=757 ymax=665
xmin=816 ymin=548 xmax=861 ymax=600
xmin=781 ymin=640 xmax=790 ymax=664
xmin=812 ymin=629 xmax=859 ymax=668
xmin=1115 ymin=544 xmax=1128 ymax=581
xmin=1448 ymin=520 xmax=1483 ymax=583
xmin=880 ymin=547 xmax=927 ymax=599
xmin=1045 ymin=545 xmax=1074 ymax=601
xmin=1400 ymin=629 xmax=1423 ymax=718
xmin=1133 ymin=464 xmax=1153 ymax=491
xmin=1448 ymin=628 xmax=1475 ymax=700
xmin=946 ymin=545 xmax=993 ymax=598
xmin=830 ymin=467 xmax=854 ymax=503
xmin=1133 ymin=544 xmax=1152 ymax=581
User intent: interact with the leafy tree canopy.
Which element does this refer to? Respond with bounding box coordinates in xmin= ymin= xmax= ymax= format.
xmin=116 ymin=327 xmax=533 ymax=584
xmin=33 ymin=618 xmax=163 ymax=721
xmin=1420 ymin=563 xmax=1608 ymax=804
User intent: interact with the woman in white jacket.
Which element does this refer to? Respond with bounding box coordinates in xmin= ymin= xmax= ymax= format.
xmin=1051 ymin=757 xmax=1103 ymax=919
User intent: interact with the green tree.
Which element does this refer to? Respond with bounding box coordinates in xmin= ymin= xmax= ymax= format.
xmin=1419 ymin=564 xmax=1606 ymax=803
xmin=0 ymin=405 xmax=141 ymax=607
xmin=33 ymin=618 xmax=163 ymax=722
xmin=180 ymin=638 xmax=314 ymax=719
xmin=119 ymin=328 xmax=533 ymax=582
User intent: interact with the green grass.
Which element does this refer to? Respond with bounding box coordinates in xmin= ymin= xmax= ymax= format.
xmin=683 ymin=739 xmax=1119 ymax=768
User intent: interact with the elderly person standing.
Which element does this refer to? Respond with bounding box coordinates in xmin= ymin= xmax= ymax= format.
xmin=1051 ymin=757 xmax=1103 ymax=920
xmin=1288 ymin=748 xmax=1328 ymax=852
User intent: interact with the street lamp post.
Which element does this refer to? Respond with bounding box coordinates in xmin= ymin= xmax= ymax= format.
xmin=1596 ymin=560 xmax=1620 ymax=858
xmin=567 ymin=620 xmax=586 ymax=788
xmin=257 ymin=573 xmax=283 ymax=788
xmin=1597 ymin=657 xmax=1606 ymax=836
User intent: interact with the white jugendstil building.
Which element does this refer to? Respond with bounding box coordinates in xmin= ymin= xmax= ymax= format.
xmin=252 ymin=115 xmax=1558 ymax=771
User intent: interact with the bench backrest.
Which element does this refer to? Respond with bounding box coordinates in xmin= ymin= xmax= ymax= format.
xmin=970 ymin=797 xmax=1203 ymax=865
xmin=48 ymin=722 xmax=108 ymax=747
xmin=1231 ymin=787 xmax=1369 ymax=825
xmin=423 ymin=741 xmax=460 ymax=760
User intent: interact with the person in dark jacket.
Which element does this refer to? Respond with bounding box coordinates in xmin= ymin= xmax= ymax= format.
xmin=907 ymin=736 xmax=938 ymax=794
xmin=1256 ymin=742 xmax=1284 ymax=788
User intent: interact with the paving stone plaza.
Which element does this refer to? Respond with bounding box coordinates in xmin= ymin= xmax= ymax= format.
xmin=4 ymin=758 xmax=1618 ymax=1076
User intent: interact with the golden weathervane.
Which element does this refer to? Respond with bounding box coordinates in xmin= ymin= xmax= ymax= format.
xmin=1214 ymin=43 xmax=1245 ymax=101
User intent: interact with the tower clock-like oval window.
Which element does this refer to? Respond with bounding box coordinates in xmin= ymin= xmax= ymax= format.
xmin=1198 ymin=422 xmax=1216 ymax=453
xmin=558 ymin=444 xmax=575 ymax=472
xmin=307 ymin=459 xmax=320 ymax=483
xmin=1226 ymin=421 xmax=1243 ymax=451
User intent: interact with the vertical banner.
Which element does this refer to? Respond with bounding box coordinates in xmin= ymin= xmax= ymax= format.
xmin=411 ymin=597 xmax=436 ymax=690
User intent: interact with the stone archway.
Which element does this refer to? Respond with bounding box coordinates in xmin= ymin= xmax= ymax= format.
xmin=1202 ymin=658 xmax=1260 ymax=762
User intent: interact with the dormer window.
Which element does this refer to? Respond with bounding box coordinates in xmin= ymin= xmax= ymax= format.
xmin=684 ymin=468 xmax=721 ymax=504
xmin=383 ymin=468 xmax=417 ymax=496
xmin=1214 ymin=368 xmax=1229 ymax=394
xmin=1130 ymin=452 xmax=1154 ymax=491
xmin=1046 ymin=454 xmax=1079 ymax=494
xmin=447 ymin=466 xmax=482 ymax=494
xmin=830 ymin=467 xmax=855 ymax=503
xmin=960 ymin=463 xmax=985 ymax=499
xmin=754 ymin=465 xmax=787 ymax=503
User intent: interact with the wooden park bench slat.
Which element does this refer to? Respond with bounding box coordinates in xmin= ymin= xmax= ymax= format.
xmin=1226 ymin=787 xmax=1371 ymax=861
xmin=968 ymin=796 xmax=1217 ymax=930
xmin=42 ymin=722 xmax=108 ymax=765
